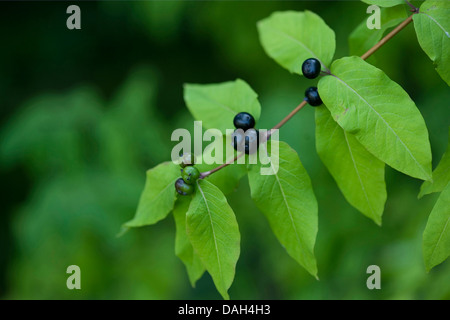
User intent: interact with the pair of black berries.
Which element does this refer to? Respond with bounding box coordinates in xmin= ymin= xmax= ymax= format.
xmin=232 ymin=112 xmax=259 ymax=155
xmin=175 ymin=153 xmax=199 ymax=195
xmin=302 ymin=58 xmax=323 ymax=107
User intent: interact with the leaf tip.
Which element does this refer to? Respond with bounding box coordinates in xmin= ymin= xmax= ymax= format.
xmin=189 ymin=278 xmax=197 ymax=288
xmin=424 ymin=262 xmax=432 ymax=273
xmin=220 ymin=291 xmax=230 ymax=300
xmin=116 ymin=225 xmax=129 ymax=238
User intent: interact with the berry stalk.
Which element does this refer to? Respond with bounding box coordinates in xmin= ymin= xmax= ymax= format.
xmin=199 ymin=153 xmax=244 ymax=179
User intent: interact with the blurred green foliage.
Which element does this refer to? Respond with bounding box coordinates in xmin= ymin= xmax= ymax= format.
xmin=0 ymin=1 xmax=448 ymax=300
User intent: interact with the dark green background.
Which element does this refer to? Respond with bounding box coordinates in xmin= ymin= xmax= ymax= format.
xmin=0 ymin=1 xmax=448 ymax=299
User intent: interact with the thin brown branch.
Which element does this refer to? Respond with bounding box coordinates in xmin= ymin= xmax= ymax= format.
xmin=199 ymin=153 xmax=244 ymax=179
xmin=271 ymin=100 xmax=308 ymax=131
xmin=360 ymin=15 xmax=413 ymax=61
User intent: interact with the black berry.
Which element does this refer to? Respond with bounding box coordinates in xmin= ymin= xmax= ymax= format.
xmin=302 ymin=58 xmax=321 ymax=79
xmin=232 ymin=128 xmax=259 ymax=154
xmin=305 ymin=87 xmax=323 ymax=107
xmin=182 ymin=166 xmax=200 ymax=185
xmin=233 ymin=112 xmax=256 ymax=131
xmin=175 ymin=178 xmax=194 ymax=196
xmin=179 ymin=153 xmax=195 ymax=168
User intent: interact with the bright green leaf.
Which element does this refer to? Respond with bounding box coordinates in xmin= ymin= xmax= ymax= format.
xmin=183 ymin=79 xmax=261 ymax=134
xmin=318 ymin=56 xmax=432 ymax=181
xmin=257 ymin=10 xmax=336 ymax=74
xmin=315 ymin=107 xmax=386 ymax=225
xmin=413 ymin=0 xmax=450 ymax=86
xmin=419 ymin=128 xmax=450 ymax=198
xmin=423 ymin=182 xmax=450 ymax=271
xmin=349 ymin=5 xmax=408 ymax=56
xmin=124 ymin=162 xmax=179 ymax=227
xmin=173 ymin=196 xmax=205 ymax=287
xmin=361 ymin=0 xmax=406 ymax=7
xmin=186 ymin=179 xmax=240 ymax=299
xmin=248 ymin=140 xmax=318 ymax=278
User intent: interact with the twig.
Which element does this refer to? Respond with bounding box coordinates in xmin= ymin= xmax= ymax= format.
xmin=198 ymin=13 xmax=416 ymax=178
xmin=404 ymin=0 xmax=419 ymax=13
xmin=199 ymin=153 xmax=244 ymax=179
xmin=360 ymin=15 xmax=413 ymax=61
xmin=271 ymin=100 xmax=308 ymax=131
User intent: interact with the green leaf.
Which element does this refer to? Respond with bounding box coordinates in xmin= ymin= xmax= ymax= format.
xmin=349 ymin=5 xmax=408 ymax=56
xmin=315 ymin=107 xmax=387 ymax=225
xmin=204 ymin=163 xmax=246 ymax=195
xmin=318 ymin=56 xmax=432 ymax=181
xmin=124 ymin=162 xmax=179 ymax=227
xmin=248 ymin=140 xmax=318 ymax=277
xmin=413 ymin=0 xmax=450 ymax=86
xmin=423 ymin=182 xmax=450 ymax=271
xmin=257 ymin=10 xmax=336 ymax=74
xmin=419 ymin=128 xmax=450 ymax=198
xmin=361 ymin=0 xmax=406 ymax=7
xmin=173 ymin=196 xmax=205 ymax=287
xmin=183 ymin=79 xmax=261 ymax=134
xmin=186 ymin=179 xmax=240 ymax=299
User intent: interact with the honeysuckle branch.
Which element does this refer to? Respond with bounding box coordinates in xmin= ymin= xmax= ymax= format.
xmin=360 ymin=14 xmax=414 ymax=60
xmin=199 ymin=99 xmax=308 ymax=179
xmin=199 ymin=13 xmax=416 ymax=178
xmin=199 ymin=153 xmax=243 ymax=179
xmin=270 ymin=100 xmax=308 ymax=132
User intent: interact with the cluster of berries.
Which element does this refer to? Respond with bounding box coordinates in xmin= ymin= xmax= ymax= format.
xmin=231 ymin=112 xmax=259 ymax=155
xmin=174 ymin=112 xmax=260 ymax=196
xmin=175 ymin=58 xmax=324 ymax=195
xmin=301 ymin=58 xmax=323 ymax=107
xmin=175 ymin=153 xmax=199 ymax=196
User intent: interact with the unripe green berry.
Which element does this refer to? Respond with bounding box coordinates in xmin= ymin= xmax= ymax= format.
xmin=175 ymin=178 xmax=194 ymax=196
xmin=179 ymin=153 xmax=195 ymax=168
xmin=182 ymin=166 xmax=200 ymax=185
